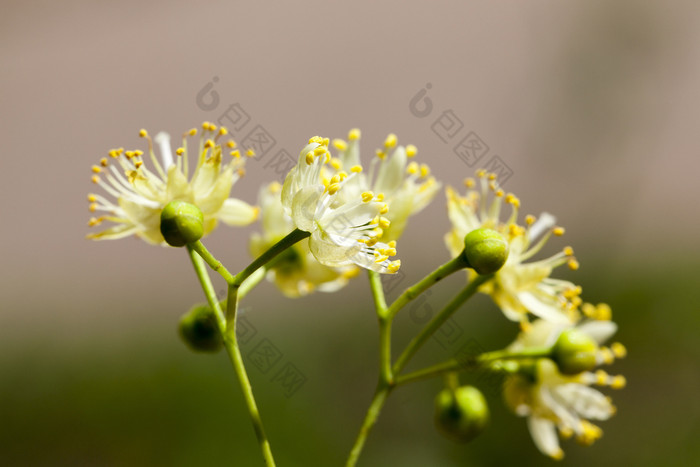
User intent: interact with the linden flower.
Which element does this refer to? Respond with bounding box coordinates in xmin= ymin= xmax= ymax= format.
xmin=328 ymin=129 xmax=440 ymax=242
xmin=445 ymin=169 xmax=581 ymax=325
xmin=250 ymin=181 xmax=360 ymax=297
xmin=504 ymin=319 xmax=627 ymax=460
xmin=87 ymin=123 xmax=258 ymax=245
xmin=281 ymin=136 xmax=401 ymax=274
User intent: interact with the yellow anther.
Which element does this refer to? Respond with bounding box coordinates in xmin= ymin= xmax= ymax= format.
xmin=99 ymin=157 xmax=108 ymax=167
xmin=596 ymin=303 xmax=612 ymax=320
xmin=464 ymin=177 xmax=475 ymax=188
xmin=610 ymin=375 xmax=626 ymax=389
xmin=375 ymin=255 xmax=389 ymax=263
xmin=246 ymin=149 xmax=256 ymax=158
xmin=376 ymin=193 xmax=385 ymax=201
xmin=594 ymin=369 xmax=609 ymax=385
xmin=87 ymin=194 xmax=97 ymax=202
xmin=495 ymin=189 xmax=504 ymax=197
xmin=350 ymin=165 xmax=362 ymax=173
xmin=373 ymin=227 xmax=384 ymax=238
xmin=600 ymin=347 xmax=615 ymax=365
xmin=313 ymin=146 xmax=327 ymax=156
xmin=134 ymin=150 xmax=144 ymax=157
xmin=330 ymin=174 xmax=341 ymax=185
xmin=305 ymin=151 xmax=315 ymax=165
xmin=188 ymin=128 xmax=197 ymax=136
xmin=563 ymin=246 xmax=574 ymax=256
xmin=489 ymin=181 xmax=497 ymax=191
xmin=382 ymin=247 xmax=397 ymax=256
xmin=407 ymin=161 xmax=419 ymax=175
xmin=611 ymin=342 xmax=627 ymax=359
xmin=348 ymin=128 xmax=361 ymax=140
xmin=230 ymin=150 xmax=241 ymax=158
xmin=376 ymin=149 xmax=386 ymax=159
xmin=553 ymin=227 xmax=565 ymax=236
xmin=568 ymin=259 xmax=580 ymax=270
xmin=124 ymin=150 xmax=135 ymax=159
xmin=525 ymin=215 xmax=536 ymax=225
xmin=384 ymin=133 xmax=397 ymax=148
xmin=323 ymin=137 xmax=330 ymax=146
xmin=88 ymin=216 xmax=103 ymax=227
xmin=108 ymin=149 xmax=118 ymax=158
xmin=332 ymin=139 xmax=347 ymax=151
xmin=330 ymin=157 xmax=342 ymax=170
xmin=361 ymin=191 xmax=374 ymax=203
xmin=208 ymin=123 xmax=217 ymax=132
xmin=338 ymin=171 xmax=348 ymax=181
xmin=226 ymin=140 xmax=237 ymax=148
xmin=218 ymin=126 xmax=229 ymax=136
xmin=379 ymin=204 xmax=389 ymax=214
xmin=89 ymin=203 xmax=97 ymax=212
xmin=325 ymin=152 xmax=331 ymax=164
xmin=176 ymin=148 xmax=185 ymax=156
xmin=328 ymin=183 xmax=341 ymax=195
xmin=134 ymin=160 xmax=143 ymax=168
xmin=388 ymin=260 xmax=401 ymax=274
xmin=405 ymin=144 xmax=417 ymax=157
xmin=388 ymin=240 xmax=397 ymax=248
xmin=91 ymin=175 xmax=99 ymax=184
xmin=204 ymin=139 xmax=215 ymax=148
xmin=237 ymin=168 xmax=246 ymax=177
xmin=420 ymin=164 xmax=430 ymax=178
xmin=379 ymin=217 xmax=391 ymax=229
xmin=559 ymin=427 xmax=574 ymax=439
xmin=91 ymin=165 xmax=101 ymax=174
xmin=366 ymin=237 xmax=378 ymax=247
xmin=308 ymin=136 xmax=324 ymax=145
xmin=202 ymin=121 xmax=211 ymax=130
xmin=269 ymin=181 xmax=282 ymax=192
xmin=138 ymin=129 xmax=148 ymax=138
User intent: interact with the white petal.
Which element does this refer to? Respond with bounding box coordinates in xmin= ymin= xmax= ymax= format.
xmin=529 ymin=212 xmax=556 ymax=242
xmin=518 ymin=291 xmax=572 ymax=324
xmin=218 ymin=198 xmax=259 ymax=226
xmin=373 ymin=146 xmax=407 ymax=195
xmin=154 ymin=132 xmax=174 ymax=171
xmin=554 ymin=384 xmax=614 ymax=421
xmin=577 ymin=320 xmax=617 ymax=344
xmin=527 ymin=416 xmax=563 ymax=459
xmin=291 ymin=185 xmax=324 ymax=232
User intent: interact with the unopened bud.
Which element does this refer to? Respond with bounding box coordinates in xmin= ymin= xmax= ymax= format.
xmin=178 ymin=304 xmax=222 ymax=353
xmin=463 ymin=228 xmax=509 ymax=274
xmin=434 ymin=386 xmax=489 ymax=443
xmin=552 ymin=328 xmax=598 ymax=375
xmin=160 ymin=200 xmax=204 ymax=247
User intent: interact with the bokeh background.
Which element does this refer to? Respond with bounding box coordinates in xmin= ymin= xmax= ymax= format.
xmin=2 ymin=0 xmax=699 ymax=465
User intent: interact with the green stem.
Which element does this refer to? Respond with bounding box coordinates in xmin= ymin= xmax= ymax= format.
xmin=190 ymin=240 xmax=235 ymax=284
xmin=345 ymin=384 xmax=392 ymax=467
xmin=186 ymin=246 xmax=276 ymax=467
xmin=386 ymin=255 xmax=466 ymax=320
xmin=225 ymin=229 xmax=310 ymax=330
xmin=393 ymin=274 xmax=492 ymax=376
xmin=233 ymin=228 xmax=310 ymax=287
xmin=395 ymin=346 xmax=552 ymax=386
xmin=368 ymin=271 xmax=392 ymax=384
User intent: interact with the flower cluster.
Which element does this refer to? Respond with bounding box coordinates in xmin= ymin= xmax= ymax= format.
xmin=87 ymin=123 xmax=258 ymax=245
xmin=445 ymin=170 xmax=581 ymax=325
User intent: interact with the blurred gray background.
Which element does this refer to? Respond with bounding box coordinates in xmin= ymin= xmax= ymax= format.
xmin=1 ymin=0 xmax=699 ymax=465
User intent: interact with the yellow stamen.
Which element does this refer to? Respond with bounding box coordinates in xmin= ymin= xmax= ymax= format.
xmin=348 ymin=128 xmax=361 ymax=140
xmin=405 ymin=144 xmax=417 ymax=157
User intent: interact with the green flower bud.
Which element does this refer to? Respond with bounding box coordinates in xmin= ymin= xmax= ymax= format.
xmin=463 ymin=228 xmax=509 ymax=274
xmin=160 ymin=200 xmax=204 ymax=247
xmin=434 ymin=386 xmax=489 ymax=443
xmin=178 ymin=304 xmax=222 ymax=353
xmin=552 ymin=328 xmax=598 ymax=375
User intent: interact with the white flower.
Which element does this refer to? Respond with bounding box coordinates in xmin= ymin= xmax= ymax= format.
xmin=87 ymin=123 xmax=258 ymax=245
xmin=328 ymin=129 xmax=440 ymax=242
xmin=504 ymin=319 xmax=627 ymax=459
xmin=281 ymin=136 xmax=401 ymax=274
xmin=445 ymin=169 xmax=581 ymax=324
xmin=250 ymin=181 xmax=360 ymax=297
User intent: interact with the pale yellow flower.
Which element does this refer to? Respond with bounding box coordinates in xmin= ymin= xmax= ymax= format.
xmin=281 ymin=136 xmax=400 ymax=274
xmin=504 ymin=319 xmax=626 ymax=459
xmin=445 ymin=170 xmax=581 ymax=324
xmin=329 ymin=129 xmax=440 ymax=242
xmin=250 ymin=181 xmax=360 ymax=297
xmin=87 ymin=123 xmax=258 ymax=245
